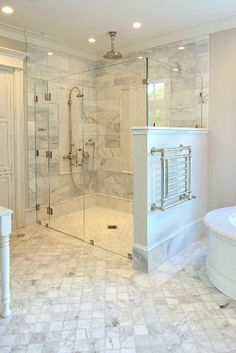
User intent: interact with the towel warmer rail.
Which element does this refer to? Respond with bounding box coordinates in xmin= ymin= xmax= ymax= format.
xmin=150 ymin=144 xmax=196 ymax=211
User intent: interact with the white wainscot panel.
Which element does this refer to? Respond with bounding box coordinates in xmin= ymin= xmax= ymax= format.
xmin=0 ymin=122 xmax=9 ymax=170
xmin=0 ymin=174 xmax=12 ymax=209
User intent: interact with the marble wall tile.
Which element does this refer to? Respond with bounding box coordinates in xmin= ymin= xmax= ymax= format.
xmin=146 ymin=36 xmax=209 ymax=128
xmin=104 ymin=135 xmax=120 ymax=148
xmin=97 ymin=194 xmax=133 ymax=214
xmin=98 ymin=158 xmax=120 ymax=172
xmin=26 ymin=46 xmax=95 ymax=211
xmin=47 ymin=54 xmax=69 ymax=72
xmin=27 ymin=35 xmax=209 ymax=216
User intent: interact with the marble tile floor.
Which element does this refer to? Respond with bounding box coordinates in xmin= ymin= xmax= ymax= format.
xmin=1 ymin=225 xmax=236 ymax=353
xmin=49 ymin=207 xmax=133 ymax=258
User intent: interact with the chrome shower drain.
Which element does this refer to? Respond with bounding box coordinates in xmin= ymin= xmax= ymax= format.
xmin=17 ymin=233 xmax=25 ymax=238
xmin=107 ymin=225 xmax=118 ymax=229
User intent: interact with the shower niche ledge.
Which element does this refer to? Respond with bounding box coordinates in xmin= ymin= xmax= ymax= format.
xmin=132 ymin=127 xmax=210 ymax=134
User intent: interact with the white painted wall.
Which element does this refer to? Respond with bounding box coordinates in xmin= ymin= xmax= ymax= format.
xmin=133 ymin=128 xmax=209 ymax=252
xmin=209 ymin=28 xmax=236 ymax=209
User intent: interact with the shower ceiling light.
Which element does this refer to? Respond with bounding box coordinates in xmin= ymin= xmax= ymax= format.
xmin=1 ymin=6 xmax=13 ymax=14
xmin=178 ymin=46 xmax=185 ymax=50
xmin=137 ymin=56 xmax=144 ymax=60
xmin=133 ymin=22 xmax=142 ymax=29
xmin=88 ymin=38 xmax=96 ymax=43
xmin=172 ymin=68 xmax=179 ymax=72
xmin=48 ymin=52 xmax=53 ymax=56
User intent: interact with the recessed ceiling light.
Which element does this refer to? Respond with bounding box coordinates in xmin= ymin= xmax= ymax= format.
xmin=48 ymin=52 xmax=53 ymax=56
xmin=88 ymin=38 xmax=96 ymax=43
xmin=1 ymin=6 xmax=14 ymax=14
xmin=178 ymin=46 xmax=185 ymax=50
xmin=137 ymin=56 xmax=144 ymax=60
xmin=172 ymin=68 xmax=179 ymax=72
xmin=133 ymin=22 xmax=142 ymax=29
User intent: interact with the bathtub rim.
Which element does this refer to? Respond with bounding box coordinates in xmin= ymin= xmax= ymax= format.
xmin=204 ymin=206 xmax=236 ymax=241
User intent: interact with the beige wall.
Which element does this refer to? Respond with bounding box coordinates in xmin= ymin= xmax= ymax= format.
xmin=209 ymin=28 xmax=236 ymax=209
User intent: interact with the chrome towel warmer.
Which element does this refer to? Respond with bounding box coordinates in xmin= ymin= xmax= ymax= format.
xmin=150 ymin=144 xmax=196 ymax=211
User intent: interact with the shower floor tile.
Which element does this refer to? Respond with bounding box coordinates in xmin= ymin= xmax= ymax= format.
xmin=1 ymin=226 xmax=235 ymax=353
xmin=49 ymin=206 xmax=133 ymax=258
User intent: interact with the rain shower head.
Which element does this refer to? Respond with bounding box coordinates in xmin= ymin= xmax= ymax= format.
xmin=103 ymin=31 xmax=122 ymax=60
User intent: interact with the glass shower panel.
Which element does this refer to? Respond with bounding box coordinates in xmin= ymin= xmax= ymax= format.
xmin=147 ymin=58 xmax=203 ymax=127
xmin=170 ymin=70 xmax=198 ymax=128
xmin=83 ymin=59 xmax=146 ymax=257
xmin=47 ymin=76 xmax=85 ymax=240
xmin=34 ymin=79 xmax=50 ymax=226
xmin=147 ymin=59 xmax=171 ymax=127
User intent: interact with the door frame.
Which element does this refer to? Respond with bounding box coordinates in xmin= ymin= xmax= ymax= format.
xmin=0 ymin=48 xmax=27 ymax=228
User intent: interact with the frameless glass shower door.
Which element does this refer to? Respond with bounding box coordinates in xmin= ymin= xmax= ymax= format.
xmin=35 ymin=79 xmax=50 ymax=226
xmin=35 ymin=77 xmax=86 ymax=240
xmin=47 ymin=79 xmax=85 ymax=240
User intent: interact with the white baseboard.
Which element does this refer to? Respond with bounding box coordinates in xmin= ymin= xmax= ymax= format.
xmin=133 ymin=219 xmax=203 ymax=272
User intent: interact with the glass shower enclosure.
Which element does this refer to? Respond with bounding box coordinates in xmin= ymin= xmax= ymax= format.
xmin=35 ymin=58 xmax=146 ymax=258
xmin=34 ymin=56 xmax=206 ymax=258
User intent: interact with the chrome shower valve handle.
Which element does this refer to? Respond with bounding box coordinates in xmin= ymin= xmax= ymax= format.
xmin=63 ymin=146 xmax=83 ymax=167
xmin=63 ymin=151 xmax=73 ymax=160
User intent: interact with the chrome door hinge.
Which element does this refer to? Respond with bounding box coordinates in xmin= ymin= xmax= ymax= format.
xmin=46 ymin=151 xmax=52 ymax=159
xmin=36 ymin=203 xmax=40 ymax=211
xmin=142 ymin=78 xmax=148 ymax=85
xmin=45 ymin=93 xmax=51 ymax=101
xmin=36 ymin=150 xmax=39 ymax=157
xmin=47 ymin=207 xmax=53 ymax=216
xmin=34 ymin=95 xmax=38 ymax=103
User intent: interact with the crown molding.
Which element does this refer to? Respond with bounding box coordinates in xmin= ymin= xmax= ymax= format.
xmin=0 ymin=22 xmax=97 ymax=62
xmin=0 ymin=46 xmax=28 ymax=60
xmin=1 ymin=13 xmax=236 ymax=61
xmin=0 ymin=22 xmax=25 ymax=42
xmin=110 ymin=14 xmax=236 ymax=56
xmin=25 ymin=31 xmax=97 ymax=62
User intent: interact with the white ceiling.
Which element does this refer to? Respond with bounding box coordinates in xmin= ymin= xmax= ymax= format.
xmin=1 ymin=0 xmax=236 ymax=53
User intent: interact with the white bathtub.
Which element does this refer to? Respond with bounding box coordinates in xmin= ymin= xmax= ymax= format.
xmin=204 ymin=206 xmax=236 ymax=300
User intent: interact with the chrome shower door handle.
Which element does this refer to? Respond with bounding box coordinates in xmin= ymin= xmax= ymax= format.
xmin=63 ymin=152 xmax=73 ymax=160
